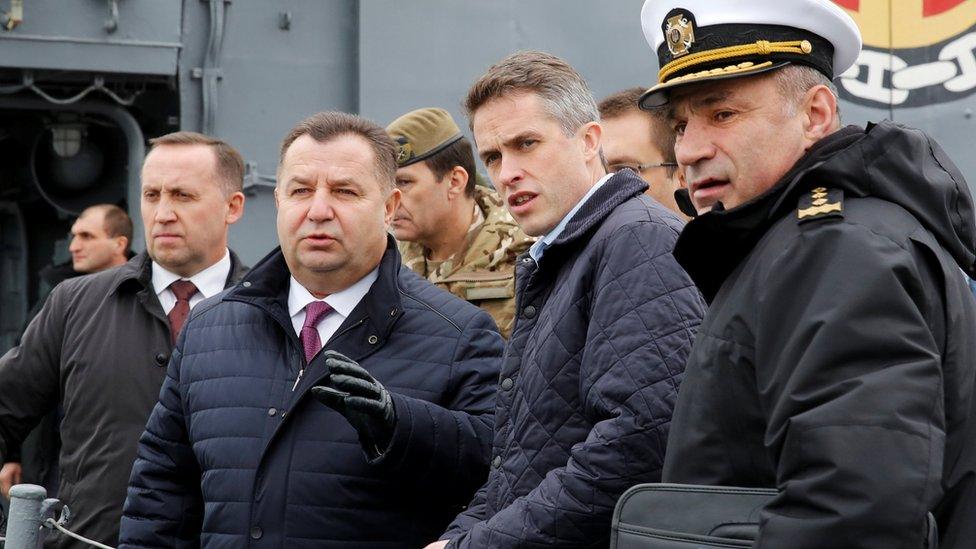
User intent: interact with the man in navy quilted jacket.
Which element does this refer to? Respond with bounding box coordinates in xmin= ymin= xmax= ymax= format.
xmin=119 ymin=112 xmax=504 ymax=548
xmin=428 ymin=51 xmax=706 ymax=548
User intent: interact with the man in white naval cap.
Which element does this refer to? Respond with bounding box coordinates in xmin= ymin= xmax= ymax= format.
xmin=640 ymin=0 xmax=976 ymax=547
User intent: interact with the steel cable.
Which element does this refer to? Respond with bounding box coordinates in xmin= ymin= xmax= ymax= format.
xmin=43 ymin=518 xmax=114 ymax=549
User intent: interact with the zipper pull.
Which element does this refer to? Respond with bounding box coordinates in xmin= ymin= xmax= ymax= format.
xmin=292 ymin=367 xmax=304 ymax=392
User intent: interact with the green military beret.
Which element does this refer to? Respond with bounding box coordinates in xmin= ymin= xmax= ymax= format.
xmin=386 ymin=107 xmax=463 ymax=167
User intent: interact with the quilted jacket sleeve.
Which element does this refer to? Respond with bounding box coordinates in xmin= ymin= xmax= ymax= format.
xmin=752 ymin=222 xmax=945 ymax=549
xmin=441 ymin=483 xmax=489 ymax=540
xmin=449 ymin=221 xmax=704 ymax=548
xmin=118 ymin=339 xmax=204 ymax=548
xmin=375 ymin=310 xmax=501 ymax=505
xmin=0 ymin=284 xmax=67 ymax=461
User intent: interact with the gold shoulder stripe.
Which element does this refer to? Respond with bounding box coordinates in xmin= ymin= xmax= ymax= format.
xmin=798 ymin=202 xmax=842 ymax=219
xmin=797 ymin=186 xmax=844 ymax=223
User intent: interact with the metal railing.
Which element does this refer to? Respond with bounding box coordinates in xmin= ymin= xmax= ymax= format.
xmin=2 ymin=484 xmax=113 ymax=549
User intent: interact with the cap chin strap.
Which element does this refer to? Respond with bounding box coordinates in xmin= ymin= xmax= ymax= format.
xmin=659 ymin=39 xmax=813 ymax=83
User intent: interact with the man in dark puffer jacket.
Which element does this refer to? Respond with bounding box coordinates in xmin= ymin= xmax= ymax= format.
xmin=430 ymin=51 xmax=705 ymax=548
xmin=119 ymin=112 xmax=503 ymax=548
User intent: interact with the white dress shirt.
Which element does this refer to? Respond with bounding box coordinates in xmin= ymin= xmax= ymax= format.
xmin=152 ymin=250 xmax=232 ymax=314
xmin=288 ymin=267 xmax=379 ymax=345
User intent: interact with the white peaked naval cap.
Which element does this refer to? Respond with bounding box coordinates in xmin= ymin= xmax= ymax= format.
xmin=638 ymin=0 xmax=862 ymax=108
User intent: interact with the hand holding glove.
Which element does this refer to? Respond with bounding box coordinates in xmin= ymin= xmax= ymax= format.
xmin=311 ymin=350 xmax=396 ymax=459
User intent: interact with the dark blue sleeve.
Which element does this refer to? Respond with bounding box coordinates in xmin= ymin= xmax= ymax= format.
xmin=118 ymin=339 xmax=203 ymax=549
xmin=371 ymin=310 xmax=501 ymax=505
xmin=441 ymin=483 xmax=489 ymax=540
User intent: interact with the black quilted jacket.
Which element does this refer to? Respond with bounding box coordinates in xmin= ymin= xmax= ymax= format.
xmin=443 ymin=170 xmax=706 ymax=548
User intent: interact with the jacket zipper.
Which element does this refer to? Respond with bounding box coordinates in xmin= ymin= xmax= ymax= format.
xmin=291 ymin=318 xmax=366 ymax=391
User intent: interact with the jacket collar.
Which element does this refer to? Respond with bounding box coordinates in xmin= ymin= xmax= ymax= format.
xmin=542 ymin=169 xmax=648 ymax=261
xmin=225 ymin=235 xmax=405 ymax=347
xmin=111 ymin=249 xmax=248 ymax=295
xmin=108 ymin=251 xmax=152 ymax=294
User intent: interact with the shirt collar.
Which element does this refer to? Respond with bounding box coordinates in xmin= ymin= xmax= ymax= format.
xmin=529 ymin=172 xmax=613 ymax=262
xmin=152 ymin=249 xmax=231 ymax=297
xmin=287 ymin=267 xmax=380 ymax=319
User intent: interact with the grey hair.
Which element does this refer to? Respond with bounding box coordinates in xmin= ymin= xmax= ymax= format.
xmin=775 ymin=65 xmax=841 ymax=120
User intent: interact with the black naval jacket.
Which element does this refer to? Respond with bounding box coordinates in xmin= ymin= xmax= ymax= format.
xmin=664 ymin=122 xmax=976 ymax=549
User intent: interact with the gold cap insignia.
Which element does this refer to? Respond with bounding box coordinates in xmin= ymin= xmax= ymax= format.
xmin=395 ymin=137 xmax=413 ymax=165
xmin=665 ymin=13 xmax=695 ymax=58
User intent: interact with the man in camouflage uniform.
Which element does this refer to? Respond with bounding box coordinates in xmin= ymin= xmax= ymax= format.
xmin=387 ymin=108 xmax=533 ymax=337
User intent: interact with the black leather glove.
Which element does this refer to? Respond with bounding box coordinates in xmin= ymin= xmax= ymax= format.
xmin=311 ymin=350 xmax=396 ymax=459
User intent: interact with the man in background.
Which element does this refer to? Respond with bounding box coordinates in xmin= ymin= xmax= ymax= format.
xmin=68 ymin=204 xmax=133 ymax=274
xmin=387 ymin=107 xmax=533 ymax=338
xmin=599 ymin=87 xmax=688 ymax=218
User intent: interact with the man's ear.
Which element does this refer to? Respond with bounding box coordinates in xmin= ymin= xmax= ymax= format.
xmin=445 ymin=166 xmax=469 ymax=200
xmin=580 ymin=121 xmax=602 ymax=163
xmin=384 ymin=187 xmax=401 ymax=226
xmin=114 ymin=236 xmax=129 ymax=257
xmin=802 ymin=85 xmax=838 ymax=145
xmin=225 ymin=192 xmax=246 ymax=225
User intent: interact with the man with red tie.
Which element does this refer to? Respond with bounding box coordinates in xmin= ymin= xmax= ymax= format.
xmin=119 ymin=112 xmax=503 ymax=549
xmin=0 ymin=131 xmax=248 ymax=548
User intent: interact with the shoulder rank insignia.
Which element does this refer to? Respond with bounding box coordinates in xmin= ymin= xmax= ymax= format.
xmin=797 ymin=186 xmax=843 ymax=224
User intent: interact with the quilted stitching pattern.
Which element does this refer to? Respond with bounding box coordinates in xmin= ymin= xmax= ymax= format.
xmin=444 ymin=172 xmax=705 ymax=548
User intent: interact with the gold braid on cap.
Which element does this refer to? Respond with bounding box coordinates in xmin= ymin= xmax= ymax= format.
xmin=659 ymin=39 xmax=813 ymax=83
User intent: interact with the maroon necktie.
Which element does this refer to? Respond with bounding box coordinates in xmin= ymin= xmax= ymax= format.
xmin=301 ymin=301 xmax=333 ymax=363
xmin=167 ymin=280 xmax=198 ymax=345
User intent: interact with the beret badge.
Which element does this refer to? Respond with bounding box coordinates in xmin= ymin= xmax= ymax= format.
xmin=395 ymin=136 xmax=413 ymax=165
